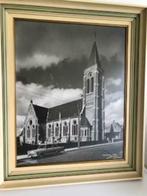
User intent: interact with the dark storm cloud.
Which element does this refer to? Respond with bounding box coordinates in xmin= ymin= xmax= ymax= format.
xmin=15 ymin=19 xmax=125 ymax=66
xmin=15 ymin=20 xmax=125 ymax=90
xmin=15 ymin=20 xmax=125 ymax=129
xmin=16 ymin=56 xmax=87 ymax=88
xmin=16 ymin=53 xmax=124 ymax=92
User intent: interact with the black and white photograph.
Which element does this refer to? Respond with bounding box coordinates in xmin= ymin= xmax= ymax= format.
xmin=16 ymin=20 xmax=125 ymax=167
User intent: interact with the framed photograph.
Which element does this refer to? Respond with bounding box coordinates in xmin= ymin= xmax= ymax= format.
xmin=0 ymin=0 xmax=146 ymax=189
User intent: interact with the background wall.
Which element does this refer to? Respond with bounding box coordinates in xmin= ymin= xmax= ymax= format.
xmin=0 ymin=0 xmax=147 ymax=195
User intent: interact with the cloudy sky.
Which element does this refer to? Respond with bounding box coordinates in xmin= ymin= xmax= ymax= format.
xmin=15 ymin=19 xmax=126 ymax=131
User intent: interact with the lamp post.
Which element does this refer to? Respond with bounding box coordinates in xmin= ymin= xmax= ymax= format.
xmin=78 ymin=113 xmax=81 ymax=148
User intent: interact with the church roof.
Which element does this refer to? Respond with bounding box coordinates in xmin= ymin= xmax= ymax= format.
xmin=47 ymin=99 xmax=82 ymax=122
xmin=33 ymin=104 xmax=48 ymax=124
xmin=80 ymin=106 xmax=92 ymax=128
xmin=88 ymin=41 xmax=101 ymax=68
xmin=81 ymin=115 xmax=91 ymax=128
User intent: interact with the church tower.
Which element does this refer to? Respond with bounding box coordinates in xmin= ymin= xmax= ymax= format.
xmin=83 ymin=41 xmax=105 ymax=142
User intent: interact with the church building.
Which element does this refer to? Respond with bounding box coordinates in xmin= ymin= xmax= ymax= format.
xmin=21 ymin=41 xmax=105 ymax=146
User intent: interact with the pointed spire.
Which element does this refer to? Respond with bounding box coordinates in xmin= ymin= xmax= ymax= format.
xmin=88 ymin=41 xmax=101 ymax=68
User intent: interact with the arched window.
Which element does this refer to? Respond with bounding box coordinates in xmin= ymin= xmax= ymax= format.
xmin=29 ymin=120 xmax=32 ymax=125
xmin=91 ymin=77 xmax=94 ymax=92
xmin=32 ymin=125 xmax=36 ymax=137
xmin=63 ymin=122 xmax=68 ymax=136
xmin=87 ymin=129 xmax=89 ymax=137
xmin=86 ymin=78 xmax=90 ymax=93
xmin=72 ymin=120 xmax=78 ymax=135
xmin=27 ymin=128 xmax=30 ymax=138
xmin=48 ymin=124 xmax=52 ymax=137
xmin=55 ymin=123 xmax=59 ymax=137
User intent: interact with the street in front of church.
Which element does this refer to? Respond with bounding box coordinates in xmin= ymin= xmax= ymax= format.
xmin=17 ymin=141 xmax=123 ymax=166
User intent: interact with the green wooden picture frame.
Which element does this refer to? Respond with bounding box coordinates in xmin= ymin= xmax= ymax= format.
xmin=0 ymin=0 xmax=146 ymax=189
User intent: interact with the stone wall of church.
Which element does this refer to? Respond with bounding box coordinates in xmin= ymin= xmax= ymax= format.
xmin=83 ymin=65 xmax=97 ymax=127
xmin=46 ymin=117 xmax=90 ymax=144
xmin=83 ymin=64 xmax=105 ymax=142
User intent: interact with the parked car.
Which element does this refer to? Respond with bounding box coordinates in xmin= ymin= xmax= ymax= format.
xmin=27 ymin=145 xmax=64 ymax=158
